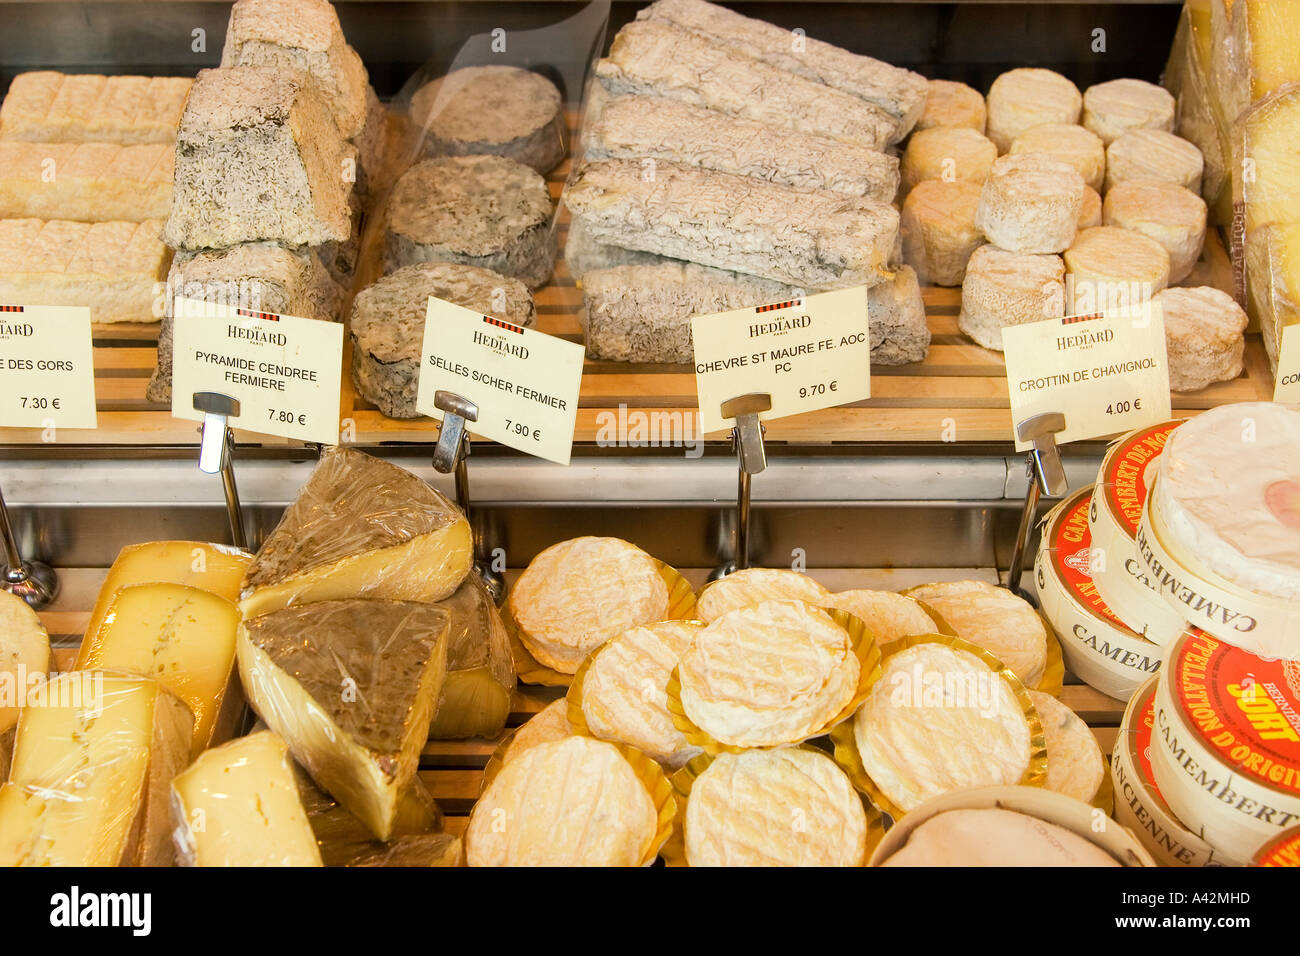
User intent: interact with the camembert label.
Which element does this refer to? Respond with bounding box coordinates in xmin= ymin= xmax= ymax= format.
xmin=1050 ymin=494 xmax=1140 ymax=634
xmin=0 ymin=304 xmax=97 ymax=430
xmin=170 ymin=297 xmax=344 ymax=445
xmin=691 ymin=287 xmax=870 ymax=434
xmin=1274 ymin=322 xmax=1300 ymax=404
xmin=416 ymin=297 xmax=584 ymax=466
xmin=1101 ymin=421 xmax=1182 ymax=534
xmin=1002 ymin=305 xmax=1172 ymax=452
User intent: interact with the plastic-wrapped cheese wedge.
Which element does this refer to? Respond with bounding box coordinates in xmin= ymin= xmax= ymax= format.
xmin=0 ymin=590 xmax=49 ymax=734
xmin=295 ymin=766 xmax=442 ymax=867
xmin=237 ymin=599 xmax=451 ymax=841
xmin=239 ymin=448 xmax=472 ymax=618
xmin=429 ymin=575 xmax=515 ymax=739
xmin=347 ymin=833 xmax=462 ymax=867
xmin=1237 ymin=87 xmax=1300 ymax=231
xmin=171 ymin=731 xmax=322 ymax=867
xmin=0 ymin=672 xmax=192 ymax=867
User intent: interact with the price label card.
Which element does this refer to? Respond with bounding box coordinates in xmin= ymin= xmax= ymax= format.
xmin=171 ymin=297 xmax=344 ymax=445
xmin=1274 ymin=322 xmax=1300 ymax=404
xmin=0 ymin=305 xmax=97 ymax=430
xmin=416 ymin=297 xmax=584 ymax=466
xmin=1002 ymin=304 xmax=1172 ymax=452
xmin=691 ymin=286 xmax=870 ymax=434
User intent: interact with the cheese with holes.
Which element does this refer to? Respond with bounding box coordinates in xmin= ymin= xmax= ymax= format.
xmin=696 ymin=567 xmax=831 ymax=623
xmin=958 ymin=245 xmax=1066 ymax=351
xmin=901 ymin=127 xmax=997 ymax=193
xmin=1 ymin=672 xmax=192 ymax=866
xmin=0 ymin=142 xmax=173 ymax=221
xmin=1029 ymin=690 xmax=1104 ymax=803
xmin=237 ymin=599 xmax=451 ymax=840
xmin=1009 ymin=123 xmax=1105 ymax=192
xmin=985 ymin=68 xmax=1083 ymax=153
xmin=239 ymin=448 xmax=472 ymax=618
xmin=1237 ymin=88 xmax=1300 ymax=231
xmin=171 ymin=730 xmax=322 ymax=866
xmin=0 ymin=591 xmax=49 ymax=734
xmin=0 ymin=72 xmax=191 ymax=144
xmin=1103 ymin=180 xmax=1207 ymax=284
xmin=976 ymin=153 xmax=1084 ymax=254
xmin=1153 ymin=286 xmax=1247 ymax=392
xmin=1083 ymin=79 xmax=1176 ymax=145
xmin=1065 ymin=226 xmax=1170 ymax=314
xmin=879 ymin=807 xmax=1120 ymax=866
xmin=501 ymin=698 xmax=574 ymax=765
xmin=901 ymin=179 xmax=984 ymax=286
xmin=428 ymin=574 xmax=516 ymax=740
xmin=1079 ymin=186 xmax=1102 ymax=228
xmin=917 ymin=79 xmax=986 ymax=132
xmin=903 ymin=580 xmax=1048 ymax=687
xmin=1104 ymin=130 xmax=1204 ymax=193
xmin=829 ymin=589 xmax=939 ymax=648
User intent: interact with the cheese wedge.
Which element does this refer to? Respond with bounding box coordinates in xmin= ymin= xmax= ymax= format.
xmin=346 ymin=833 xmax=462 ymax=867
xmin=1238 ymin=87 xmax=1300 ymax=231
xmin=429 ymin=575 xmax=515 ymax=739
xmin=296 ymin=766 xmax=442 ymax=867
xmin=0 ymin=590 xmax=50 ymax=734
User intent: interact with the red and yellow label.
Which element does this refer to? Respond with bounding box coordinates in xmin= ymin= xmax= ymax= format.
xmin=1254 ymin=828 xmax=1300 ymax=866
xmin=1103 ymin=420 xmax=1182 ymax=534
xmin=1051 ymin=494 xmax=1136 ymax=632
xmin=1131 ymin=681 xmax=1170 ymax=806
xmin=1171 ymin=630 xmax=1300 ymax=796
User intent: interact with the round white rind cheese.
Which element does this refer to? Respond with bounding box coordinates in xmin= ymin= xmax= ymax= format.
xmin=1064 ymin=225 xmax=1170 ymax=315
xmin=830 ymin=589 xmax=939 ymax=647
xmin=975 ymin=153 xmax=1084 ymax=254
xmin=958 ymin=245 xmax=1066 ymax=352
xmin=1009 ymin=123 xmax=1106 ymax=192
xmin=1082 ymin=79 xmax=1176 ymax=145
xmin=695 ymin=567 xmax=831 ymax=623
xmin=1029 ymin=690 xmax=1105 ymax=804
xmin=1104 ymin=129 xmax=1204 ymax=194
xmin=917 ymin=79 xmax=987 ymax=133
xmin=684 ymin=749 xmax=868 ymax=866
xmin=901 ymin=179 xmax=985 ymax=286
xmin=901 ymin=126 xmax=998 ymax=193
xmin=879 ymin=807 xmax=1120 ymax=866
xmin=1078 ymin=186 xmax=1103 ymax=229
xmin=500 ymin=698 xmax=573 ymax=765
xmin=1103 ymin=180 xmax=1207 ymax=284
xmin=0 ymin=591 xmax=49 ymax=733
xmin=1154 ymin=287 xmax=1248 ymax=393
xmin=985 ymin=68 xmax=1084 ymax=153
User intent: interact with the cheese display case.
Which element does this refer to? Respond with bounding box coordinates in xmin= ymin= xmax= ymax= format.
xmin=0 ymin=0 xmax=1296 ymax=870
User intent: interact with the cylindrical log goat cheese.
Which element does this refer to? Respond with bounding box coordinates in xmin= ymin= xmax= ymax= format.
xmin=1064 ymin=226 xmax=1170 ymax=314
xmin=350 ymin=262 xmax=535 ymax=419
xmin=901 ymin=178 xmax=984 ymax=286
xmin=985 ymin=68 xmax=1083 ymax=153
xmin=1152 ymin=287 xmax=1247 ymax=392
xmin=959 ymin=245 xmax=1065 ymax=350
xmin=1104 ymin=130 xmax=1204 ymax=194
xmin=384 ymin=155 xmax=555 ymax=288
xmin=1008 ymin=123 xmax=1106 ymax=192
xmin=1082 ymin=78 xmax=1176 ymax=146
xmin=916 ymin=79 xmax=986 ymax=132
xmin=1078 ymin=186 xmax=1102 ymax=229
xmin=975 ymin=153 xmax=1083 ymax=255
xmin=900 ymin=126 xmax=997 ymax=193
xmin=1103 ymin=180 xmax=1207 ymax=284
xmin=409 ymin=66 xmax=566 ymax=174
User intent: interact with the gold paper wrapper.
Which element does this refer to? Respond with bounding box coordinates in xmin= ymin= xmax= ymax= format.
xmin=1093 ymin=755 xmax=1116 ymax=816
xmin=664 ymin=607 xmax=883 ymax=756
xmin=508 ymin=560 xmax=697 ymax=687
xmin=659 ymin=745 xmax=886 ymax=867
xmin=912 ymin=598 xmax=957 ymax=637
xmin=829 ymin=633 xmax=1049 ymax=819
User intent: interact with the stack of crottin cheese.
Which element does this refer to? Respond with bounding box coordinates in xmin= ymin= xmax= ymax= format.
xmin=0 ymin=71 xmax=187 ymax=322
xmin=902 ymin=65 xmax=1249 ymax=393
xmin=145 ymin=0 xmax=389 ymax=404
xmin=561 ymin=0 xmax=931 ymax=368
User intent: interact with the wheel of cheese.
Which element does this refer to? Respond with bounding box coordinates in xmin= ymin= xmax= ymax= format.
xmin=900 ymin=126 xmax=997 ymax=193
xmin=1104 ymin=129 xmax=1203 ymax=194
xmin=958 ymin=245 xmax=1065 ymax=351
xmin=985 ymin=68 xmax=1083 ymax=153
xmin=1103 ymin=180 xmax=1207 ymax=283
xmin=695 ymin=567 xmax=830 ymax=623
xmin=499 ymin=699 xmax=573 ymax=765
xmin=1009 ymin=123 xmax=1105 ymax=192
xmin=877 ymin=806 xmax=1120 ymax=866
xmin=829 ymin=589 xmax=940 ymax=648
xmin=916 ymin=79 xmax=986 ymax=132
xmin=1028 ymin=690 xmax=1105 ymax=804
xmin=1082 ymin=78 xmax=1175 ymax=145
xmin=1078 ymin=186 xmax=1102 ymax=229
xmin=901 ymin=178 xmax=984 ymax=286
xmin=1064 ymin=225 xmax=1170 ymax=314
xmin=975 ymin=153 xmax=1084 ymax=254
xmin=1153 ymin=287 xmax=1247 ymax=392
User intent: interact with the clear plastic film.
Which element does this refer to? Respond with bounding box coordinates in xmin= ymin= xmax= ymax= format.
xmin=0 ymin=589 xmax=50 ymax=735
xmin=428 ymin=574 xmax=516 ymax=740
xmin=1243 ymin=218 xmax=1300 ymax=373
xmin=1163 ymin=1 xmax=1232 ymax=224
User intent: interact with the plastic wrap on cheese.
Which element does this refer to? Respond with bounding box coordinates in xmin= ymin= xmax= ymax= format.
xmin=347 ymin=833 xmax=463 ymax=867
xmin=0 ymin=590 xmax=50 ymax=734
xmin=237 ymin=599 xmax=451 ymax=841
xmin=0 ymin=727 xmax=13 ymax=783
xmin=239 ymin=447 xmax=473 ymax=618
xmin=295 ymin=766 xmax=446 ymax=866
xmin=429 ymin=574 xmax=516 ymax=739
xmin=1164 ymin=1 xmax=1232 ymax=222
xmin=1244 ymin=220 xmax=1300 ymax=373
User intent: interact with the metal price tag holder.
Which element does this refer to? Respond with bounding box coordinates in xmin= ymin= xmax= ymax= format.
xmin=194 ymin=391 xmax=248 ymax=551
xmin=709 ymin=392 xmax=772 ymax=582
xmin=431 ymin=389 xmax=505 ymax=605
xmin=1003 ymin=411 xmax=1068 ymax=603
xmin=0 ymin=481 xmax=58 ymax=609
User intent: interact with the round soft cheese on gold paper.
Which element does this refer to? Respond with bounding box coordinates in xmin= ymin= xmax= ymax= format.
xmin=500 ymin=698 xmax=573 ymax=765
xmin=829 ymin=589 xmax=938 ymax=648
xmin=903 ymin=580 xmax=1047 ymax=687
xmin=1028 ymin=690 xmax=1104 ymax=803
xmin=695 ymin=568 xmax=830 ymax=623
xmin=880 ymin=807 xmax=1119 ymax=866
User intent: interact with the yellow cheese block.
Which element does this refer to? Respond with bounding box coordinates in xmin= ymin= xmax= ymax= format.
xmin=1215 ymin=0 xmax=1300 ymax=125
xmin=1238 ymin=87 xmax=1300 ymax=231
xmin=76 ymin=582 xmax=241 ymax=757
xmin=1244 ymin=220 xmax=1300 ymax=373
xmin=1 ymin=590 xmax=50 ymax=734
xmin=171 ymin=731 xmax=323 ymax=867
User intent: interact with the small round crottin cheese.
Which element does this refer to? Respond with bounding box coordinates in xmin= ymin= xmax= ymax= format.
xmin=1103 ymin=180 xmax=1207 ymax=284
xmin=467 ymin=736 xmax=657 ymax=866
xmin=1008 ymin=123 xmax=1106 ymax=192
xmin=1028 ymin=690 xmax=1105 ymax=803
xmin=695 ymin=567 xmax=831 ymax=623
xmin=1078 ymin=186 xmax=1103 ymax=229
xmin=958 ymin=245 xmax=1066 ymax=351
xmin=383 ymin=155 xmax=555 ymax=288
xmin=410 ymin=65 xmax=566 ymax=174
xmin=509 ymin=536 xmax=670 ymax=674
xmin=500 ymin=698 xmax=573 ymax=765
xmin=975 ymin=153 xmax=1084 ymax=254
xmin=1064 ymin=225 xmax=1169 ymax=315
xmin=985 ymin=68 xmax=1083 ymax=153
xmin=917 ymin=79 xmax=987 ymax=133
xmin=878 ymin=807 xmax=1120 ymax=866
xmin=580 ymin=620 xmax=704 ymax=768
xmin=900 ymin=126 xmax=998 ymax=193
xmin=684 ymin=748 xmax=868 ymax=866
xmin=829 ymin=589 xmax=938 ymax=648
xmin=679 ymin=599 xmax=859 ymax=748
xmin=1082 ymin=78 xmax=1176 ymax=145
xmin=1104 ymin=129 xmax=1204 ymax=194
xmin=903 ymin=580 xmax=1048 ymax=687
xmin=853 ymin=641 xmax=1034 ymax=812
xmin=901 ymin=179 xmax=984 ymax=286
xmin=1153 ymin=287 xmax=1248 ymax=392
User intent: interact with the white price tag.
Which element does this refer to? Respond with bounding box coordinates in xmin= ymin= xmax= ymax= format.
xmin=416 ymin=297 xmax=584 ymax=466
xmin=1273 ymin=322 xmax=1300 ymax=404
xmin=170 ymin=297 xmax=344 ymax=445
xmin=1002 ymin=304 xmax=1172 ymax=452
xmin=0 ymin=304 xmax=97 ymax=430
xmin=691 ymin=286 xmax=870 ymax=434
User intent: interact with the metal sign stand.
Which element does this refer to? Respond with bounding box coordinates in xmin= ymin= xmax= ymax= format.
xmin=194 ymin=391 xmax=248 ymax=551
xmin=432 ymin=389 xmax=506 ymax=605
xmin=1004 ymin=411 xmax=1068 ymax=602
xmin=709 ymin=392 xmax=772 ymax=582
xmin=0 ymin=481 xmax=58 ymax=609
